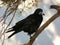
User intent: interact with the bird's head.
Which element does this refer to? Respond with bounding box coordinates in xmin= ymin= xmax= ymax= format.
xmin=34 ymin=8 xmax=45 ymax=15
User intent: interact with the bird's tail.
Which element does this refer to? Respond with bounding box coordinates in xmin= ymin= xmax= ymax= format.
xmin=8 ymin=32 xmax=16 ymax=38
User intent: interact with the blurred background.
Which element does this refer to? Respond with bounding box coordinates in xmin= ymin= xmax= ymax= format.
xmin=0 ymin=0 xmax=60 ymax=45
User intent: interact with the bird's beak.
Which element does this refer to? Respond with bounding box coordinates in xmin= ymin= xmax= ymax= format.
xmin=42 ymin=13 xmax=45 ymax=15
xmin=39 ymin=12 xmax=45 ymax=15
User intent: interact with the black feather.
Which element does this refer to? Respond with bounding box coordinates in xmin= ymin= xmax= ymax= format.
xmin=6 ymin=8 xmax=44 ymax=38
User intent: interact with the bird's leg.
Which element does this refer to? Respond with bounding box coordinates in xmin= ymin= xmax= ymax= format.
xmin=29 ymin=34 xmax=32 ymax=39
xmin=28 ymin=33 xmax=31 ymax=39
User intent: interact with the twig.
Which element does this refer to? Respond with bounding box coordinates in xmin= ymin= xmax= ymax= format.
xmin=2 ymin=34 xmax=5 ymax=45
xmin=1 ymin=10 xmax=16 ymax=45
xmin=0 ymin=0 xmax=19 ymax=38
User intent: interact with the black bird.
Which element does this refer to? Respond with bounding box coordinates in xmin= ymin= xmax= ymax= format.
xmin=6 ymin=8 xmax=44 ymax=38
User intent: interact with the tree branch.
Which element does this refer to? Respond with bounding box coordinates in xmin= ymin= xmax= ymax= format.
xmin=24 ymin=5 xmax=60 ymax=45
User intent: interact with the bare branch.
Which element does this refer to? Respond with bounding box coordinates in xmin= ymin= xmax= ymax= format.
xmin=24 ymin=5 xmax=60 ymax=45
xmin=1 ymin=11 xmax=16 ymax=45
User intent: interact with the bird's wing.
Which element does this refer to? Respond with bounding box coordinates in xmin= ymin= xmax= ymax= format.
xmin=21 ymin=14 xmax=36 ymax=28
xmin=15 ymin=14 xmax=33 ymax=27
xmin=12 ymin=18 xmax=26 ymax=29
